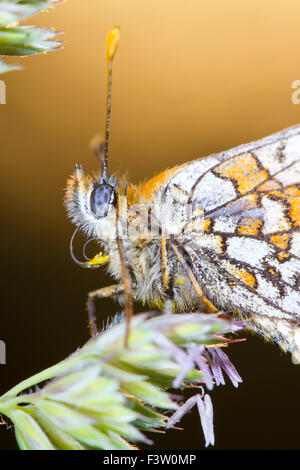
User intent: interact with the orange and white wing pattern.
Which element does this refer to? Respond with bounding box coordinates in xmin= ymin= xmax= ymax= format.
xmin=156 ymin=124 xmax=300 ymax=362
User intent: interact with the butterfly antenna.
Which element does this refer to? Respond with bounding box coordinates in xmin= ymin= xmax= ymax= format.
xmin=90 ymin=133 xmax=105 ymax=168
xmin=101 ymin=26 xmax=120 ymax=182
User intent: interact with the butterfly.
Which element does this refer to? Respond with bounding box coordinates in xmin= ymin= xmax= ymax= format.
xmin=65 ymin=28 xmax=300 ymax=363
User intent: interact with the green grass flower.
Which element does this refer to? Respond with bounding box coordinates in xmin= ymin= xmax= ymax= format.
xmin=0 ymin=311 xmax=244 ymax=450
xmin=0 ymin=0 xmax=64 ymax=73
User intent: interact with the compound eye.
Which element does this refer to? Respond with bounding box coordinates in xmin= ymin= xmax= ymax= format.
xmin=90 ymin=183 xmax=116 ymax=218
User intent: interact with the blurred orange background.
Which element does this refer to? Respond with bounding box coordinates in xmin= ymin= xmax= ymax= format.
xmin=1 ymin=0 xmax=300 ymax=450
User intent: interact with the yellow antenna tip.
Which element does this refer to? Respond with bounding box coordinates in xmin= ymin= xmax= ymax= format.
xmin=106 ymin=26 xmax=120 ymax=64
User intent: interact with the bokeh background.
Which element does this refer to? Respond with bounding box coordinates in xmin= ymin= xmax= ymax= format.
xmin=1 ymin=0 xmax=300 ymax=450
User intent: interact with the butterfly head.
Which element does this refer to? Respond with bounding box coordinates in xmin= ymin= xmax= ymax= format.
xmin=65 ymin=161 xmax=119 ymax=236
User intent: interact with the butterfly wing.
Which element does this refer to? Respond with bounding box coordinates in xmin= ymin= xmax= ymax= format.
xmin=156 ymin=124 xmax=300 ymax=362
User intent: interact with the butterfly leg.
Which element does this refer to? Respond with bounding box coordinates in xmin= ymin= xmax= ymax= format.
xmin=161 ymin=238 xmax=170 ymax=291
xmin=161 ymin=238 xmax=175 ymax=313
xmin=171 ymin=241 xmax=218 ymax=313
xmin=87 ymin=284 xmax=124 ymax=336
xmin=116 ymin=237 xmax=134 ymax=347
